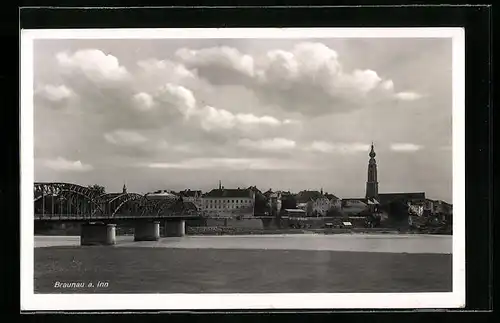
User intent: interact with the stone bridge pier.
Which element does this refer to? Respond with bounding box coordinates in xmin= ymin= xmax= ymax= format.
xmin=134 ymin=221 xmax=160 ymax=241
xmin=163 ymin=219 xmax=185 ymax=237
xmin=81 ymin=223 xmax=116 ymax=246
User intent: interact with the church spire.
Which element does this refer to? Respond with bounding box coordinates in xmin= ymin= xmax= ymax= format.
xmin=366 ymin=142 xmax=379 ymax=199
xmin=122 ymin=181 xmax=127 ymax=194
xmin=369 ymin=141 xmax=376 ymax=158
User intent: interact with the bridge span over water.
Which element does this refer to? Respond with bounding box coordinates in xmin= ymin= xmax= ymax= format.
xmin=33 ymin=182 xmax=201 ymax=245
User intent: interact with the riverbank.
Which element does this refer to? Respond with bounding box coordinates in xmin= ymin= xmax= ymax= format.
xmin=34 ymin=226 xmax=451 ymax=237
xmin=34 ymin=233 xmax=452 ymax=254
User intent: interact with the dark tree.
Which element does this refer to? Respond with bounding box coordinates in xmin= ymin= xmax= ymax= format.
xmin=87 ymin=184 xmax=105 ymax=195
xmin=383 ymin=200 xmax=409 ymax=221
xmin=253 ymin=192 xmax=269 ymax=215
xmin=280 ymin=194 xmax=297 ymax=210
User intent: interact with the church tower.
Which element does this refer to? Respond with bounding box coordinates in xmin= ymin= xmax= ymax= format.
xmin=365 ymin=142 xmax=379 ymax=199
xmin=122 ymin=182 xmax=127 ymax=194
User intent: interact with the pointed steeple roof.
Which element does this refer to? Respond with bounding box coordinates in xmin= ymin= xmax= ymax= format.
xmin=369 ymin=142 xmax=376 ymax=158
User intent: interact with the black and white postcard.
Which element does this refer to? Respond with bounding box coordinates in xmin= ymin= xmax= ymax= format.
xmin=20 ymin=27 xmax=465 ymax=310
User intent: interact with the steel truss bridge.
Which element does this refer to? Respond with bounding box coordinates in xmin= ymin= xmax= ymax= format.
xmin=34 ymin=182 xmax=200 ymax=221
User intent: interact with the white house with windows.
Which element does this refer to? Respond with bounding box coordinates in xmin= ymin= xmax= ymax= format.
xmin=312 ymin=196 xmax=333 ymax=216
xmin=295 ymin=190 xmax=341 ymax=217
xmin=201 ymin=185 xmax=255 ymax=218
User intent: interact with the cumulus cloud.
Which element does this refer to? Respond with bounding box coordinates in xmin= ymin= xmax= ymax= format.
xmin=146 ymin=157 xmax=308 ymax=170
xmin=44 ymin=49 xmax=297 ymax=138
xmin=394 ymin=91 xmax=423 ymax=101
xmin=33 ymin=38 xmax=452 ymax=202
xmin=390 ymin=143 xmax=423 ymax=152
xmin=44 ymin=157 xmax=93 ymax=172
xmin=175 ymin=42 xmax=422 ymax=116
xmin=140 ymin=83 xmax=289 ymax=132
xmin=56 ymin=49 xmax=129 ymax=82
xmin=36 ymin=84 xmax=74 ymax=102
xmin=132 ymin=92 xmax=155 ymax=111
xmin=176 ymin=46 xmax=255 ymax=78
xmin=198 ymin=106 xmax=283 ymax=131
xmin=238 ymin=138 xmax=296 ymax=150
xmin=137 ymin=59 xmax=196 ymax=79
xmin=135 ymin=58 xmax=211 ymax=95
xmin=308 ymin=141 xmax=370 ymax=154
xmin=154 ymin=83 xmax=197 ymax=118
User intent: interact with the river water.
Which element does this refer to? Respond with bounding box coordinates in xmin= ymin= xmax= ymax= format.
xmin=34 ymin=234 xmax=452 ymax=254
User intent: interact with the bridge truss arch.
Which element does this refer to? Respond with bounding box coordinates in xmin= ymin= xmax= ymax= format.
xmin=33 ymin=182 xmax=193 ymax=220
xmin=34 ymin=182 xmax=105 ymax=217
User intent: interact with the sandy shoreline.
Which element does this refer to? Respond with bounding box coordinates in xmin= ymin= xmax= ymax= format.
xmin=34 ymin=233 xmax=452 ymax=254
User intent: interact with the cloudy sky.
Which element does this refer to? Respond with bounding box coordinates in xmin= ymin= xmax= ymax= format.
xmin=32 ymin=37 xmax=453 ymax=202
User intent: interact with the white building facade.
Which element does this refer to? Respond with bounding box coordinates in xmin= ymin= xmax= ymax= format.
xmin=202 ymin=188 xmax=255 ymax=218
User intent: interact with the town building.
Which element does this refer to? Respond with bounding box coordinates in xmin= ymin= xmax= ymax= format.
xmin=409 ymin=198 xmax=453 ymax=221
xmin=295 ymin=189 xmax=340 ymax=216
xmin=201 ymin=181 xmax=255 ymax=218
xmin=177 ymin=189 xmax=203 ymax=210
xmin=324 ymin=193 xmax=342 ymax=210
xmin=340 ymin=198 xmax=370 ymax=215
xmin=312 ymin=194 xmax=332 ymax=216
xmin=263 ymin=189 xmax=283 ymax=216
xmin=146 ymin=189 xmax=178 ymax=201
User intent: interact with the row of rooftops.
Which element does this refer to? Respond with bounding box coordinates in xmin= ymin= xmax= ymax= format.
xmin=145 ymin=188 xmax=453 ymax=205
xmin=153 ymin=188 xmax=338 ymax=201
xmin=105 ymin=186 xmax=449 ymax=207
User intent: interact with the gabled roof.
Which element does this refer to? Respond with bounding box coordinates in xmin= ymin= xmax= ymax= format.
xmin=295 ymin=190 xmax=322 ymax=203
xmin=263 ymin=189 xmax=274 ymax=198
xmin=178 ymin=189 xmax=202 ymax=197
xmin=203 ymin=188 xmax=254 ymax=198
xmin=324 ymin=193 xmax=339 ymax=200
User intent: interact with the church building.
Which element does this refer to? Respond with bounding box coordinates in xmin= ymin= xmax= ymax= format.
xmin=340 ymin=143 xmax=426 ymax=216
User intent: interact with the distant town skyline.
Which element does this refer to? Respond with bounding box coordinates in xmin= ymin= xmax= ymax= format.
xmin=33 ymin=37 xmax=453 ymax=202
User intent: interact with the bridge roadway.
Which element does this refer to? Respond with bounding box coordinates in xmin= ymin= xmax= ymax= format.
xmin=34 ymin=214 xmax=201 ymax=223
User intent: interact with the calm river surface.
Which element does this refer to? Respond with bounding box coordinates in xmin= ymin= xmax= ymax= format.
xmin=34 ymin=234 xmax=452 ymax=254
